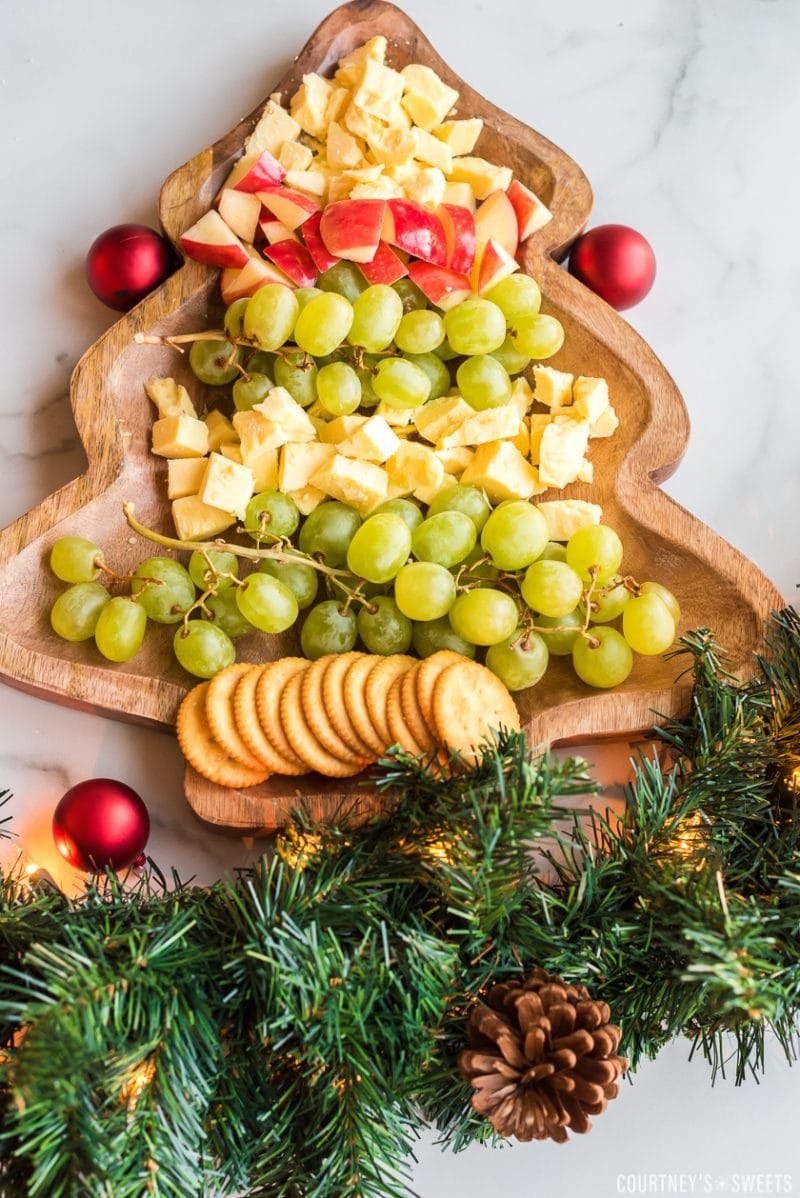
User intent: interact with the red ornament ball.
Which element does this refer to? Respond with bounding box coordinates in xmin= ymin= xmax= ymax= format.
xmin=52 ymin=778 xmax=150 ymax=872
xmin=85 ymin=223 xmax=174 ymax=311
xmin=568 ymin=224 xmax=656 ymax=310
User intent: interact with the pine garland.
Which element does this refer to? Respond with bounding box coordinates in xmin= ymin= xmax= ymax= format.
xmin=0 ymin=610 xmax=799 ymax=1197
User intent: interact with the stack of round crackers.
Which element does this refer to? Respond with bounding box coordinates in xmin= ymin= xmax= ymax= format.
xmin=176 ymin=651 xmax=521 ymax=788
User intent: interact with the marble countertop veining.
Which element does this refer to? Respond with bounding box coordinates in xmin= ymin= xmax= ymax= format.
xmin=1 ymin=1 xmax=798 ymax=1192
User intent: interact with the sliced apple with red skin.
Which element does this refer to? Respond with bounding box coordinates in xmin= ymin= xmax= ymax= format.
xmin=180 ymin=210 xmax=251 ymax=269
xmin=300 ymin=211 xmax=340 ymax=273
xmin=259 ymin=219 xmax=299 ymax=245
xmin=407 ymin=262 xmax=473 ymax=311
xmin=436 ymin=203 xmax=476 ymax=274
xmin=220 ymin=256 xmax=292 ymax=304
xmin=383 ymin=199 xmax=447 ymax=266
xmin=507 ymin=178 xmax=553 ymax=240
xmin=357 ymin=241 xmax=408 ymax=286
xmin=319 ymin=199 xmax=387 ymax=263
xmin=217 ymin=189 xmax=261 ymax=245
xmin=225 ymin=149 xmax=285 ymax=193
xmin=472 ymin=238 xmax=520 ymax=294
xmin=473 ymin=191 xmax=519 ymax=258
xmin=257 ymin=187 xmax=320 ymax=230
xmin=263 ymin=240 xmax=318 ymax=288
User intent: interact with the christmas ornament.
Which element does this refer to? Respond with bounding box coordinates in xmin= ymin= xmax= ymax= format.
xmin=459 ymin=967 xmax=628 ymax=1143
xmin=85 ymin=223 xmax=174 ymax=311
xmin=568 ymin=223 xmax=656 ymax=309
xmin=52 ymin=778 xmax=150 ymax=871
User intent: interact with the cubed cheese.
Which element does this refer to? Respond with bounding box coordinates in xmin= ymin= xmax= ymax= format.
xmin=236 ymin=387 xmax=316 ymax=451
xmin=406 ymin=165 xmax=447 ymax=209
xmin=279 ymin=140 xmax=313 ymax=172
xmin=414 ymin=471 xmax=458 ymax=506
xmin=284 ymin=169 xmax=327 ymax=196
xmin=400 ymin=64 xmax=458 ymax=130
xmin=325 ymin=86 xmax=351 ymax=125
xmin=413 ymin=128 xmax=452 ymax=173
xmin=152 ymin=414 xmax=209 ymax=459
xmin=350 ymin=176 xmax=405 ymax=200
xmin=326 ymin=121 xmax=366 ymax=170
xmin=435 ymin=445 xmax=475 ymax=475
xmin=318 ymin=414 xmax=368 ymax=443
xmin=310 ymin=454 xmax=388 ymax=513
xmin=343 ymin=103 xmax=385 ymax=143
xmin=536 ymin=499 xmax=603 ymax=542
xmin=577 ymin=459 xmax=594 ymax=484
xmin=290 ymin=73 xmax=334 ymax=140
xmin=447 ymin=156 xmax=512 ymax=200
xmin=367 ymin=125 xmax=417 ymax=167
xmin=511 ymin=419 xmax=530 ymax=457
xmin=249 ymin=449 xmax=280 ymax=492
xmin=385 ymin=441 xmax=444 ymax=496
xmin=172 ymin=494 xmax=235 ymax=541
xmin=220 ymin=444 xmax=243 ymax=465
xmin=284 ymin=485 xmax=326 ymax=515
xmin=538 ymin=420 xmax=591 ymax=489
xmin=245 ymin=99 xmax=301 ymax=157
xmin=510 ymin=376 xmax=534 ymax=419
xmin=573 ymin=376 xmax=610 ymax=423
xmin=433 ymin=119 xmax=483 ymax=156
xmin=413 ymin=394 xmax=473 ymax=443
xmin=278 ymin=441 xmax=336 ymax=492
xmin=589 ymin=404 xmax=620 ymax=438
xmin=337 ymin=415 xmax=401 ymax=463
xmin=351 ymin=59 xmax=405 ymax=121
xmin=204 ymin=409 xmax=238 ymax=452
xmin=327 ymin=165 xmax=384 ymax=203
xmin=532 ymin=365 xmax=574 ymax=409
xmin=442 ymin=181 xmax=476 ymax=211
xmin=461 ymin=440 xmax=543 ymax=502
xmin=376 ymin=402 xmax=417 ymax=428
xmin=529 ymin=414 xmax=551 ymax=464
xmin=198 ymin=452 xmax=254 ymax=519
xmin=145 ymin=377 xmax=196 ymax=419
xmin=167 ymin=458 xmax=207 ymax=500
xmin=335 ymin=35 xmax=387 ymax=88
xmin=440 ymin=403 xmax=521 ymax=448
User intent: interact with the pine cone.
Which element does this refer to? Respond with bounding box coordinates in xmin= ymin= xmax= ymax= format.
xmin=458 ymin=967 xmax=628 ymax=1144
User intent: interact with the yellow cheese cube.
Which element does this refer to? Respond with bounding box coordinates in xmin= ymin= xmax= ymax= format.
xmin=350 ymin=176 xmax=405 ymax=200
xmin=290 ymin=73 xmax=334 ymax=140
xmin=532 ymin=365 xmax=573 ymax=409
xmin=413 ymin=128 xmax=452 ymax=174
xmin=240 ymin=387 xmax=316 ymax=451
xmin=447 ymin=156 xmax=512 ymax=200
xmin=577 ymin=459 xmax=594 ymax=484
xmin=325 ymin=86 xmax=351 ymax=126
xmin=413 ymin=394 xmax=473 ymax=443
xmin=510 ymin=376 xmax=534 ymax=419
xmin=245 ymin=99 xmax=301 ymax=157
xmin=589 ymin=404 xmax=620 ymax=438
xmin=145 ymin=376 xmax=196 ymax=419
xmin=367 ymin=125 xmax=417 ymax=167
xmin=310 ymin=454 xmax=388 ymax=513
xmin=335 ymin=35 xmax=387 ymax=88
xmin=529 ymin=414 xmax=551 ymax=465
xmin=278 ymin=140 xmax=313 ymax=172
xmin=278 ymin=441 xmax=335 ymax=492
xmin=461 ymin=440 xmax=543 ymax=502
xmin=415 ymin=471 xmax=458 ymax=506
xmin=284 ymin=485 xmax=326 ymax=515
xmin=249 ymin=449 xmax=279 ymax=492
xmin=152 ymin=414 xmax=209 ymax=459
xmin=220 ymin=444 xmax=243 ymax=465
xmin=318 ymin=414 xmax=368 ymax=444
xmin=442 ymin=181 xmax=476 ymax=211
xmin=284 ymin=169 xmax=327 ymax=196
xmin=326 ymin=121 xmax=366 ymax=170
xmin=343 ymin=103 xmax=385 ymax=143
xmin=198 ymin=452 xmax=254 ymax=519
xmin=433 ymin=119 xmax=483 ymax=156
xmin=573 ymin=376 xmax=610 ymax=423
xmin=440 ymin=403 xmax=521 ymax=448
xmin=376 ymin=402 xmax=417 ymax=428
xmin=351 ymin=59 xmax=405 ymax=121
xmin=406 ymin=166 xmax=447 ymax=209
xmin=435 ymin=445 xmax=474 ymax=475
xmin=172 ymin=494 xmax=235 ymax=542
xmin=400 ymin=64 xmax=458 ymax=130
xmin=538 ymin=420 xmax=591 ymax=489
xmin=327 ymin=165 xmax=384 ymax=202
xmin=337 ymin=415 xmax=401 ymax=463
xmin=204 ymin=409 xmax=238 ymax=452
xmin=536 ymin=500 xmax=603 ymax=542
xmin=511 ymin=419 xmax=530 ymax=457
xmin=385 ymin=442 xmax=444 ymax=496
xmin=167 ymin=457 xmax=207 ymax=500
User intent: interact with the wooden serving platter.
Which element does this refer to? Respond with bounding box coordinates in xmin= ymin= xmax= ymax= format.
xmin=0 ymin=1 xmax=782 ymax=835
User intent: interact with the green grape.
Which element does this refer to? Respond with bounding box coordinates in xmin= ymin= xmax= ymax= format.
xmin=299 ymin=501 xmax=361 ymax=567
xmin=457 ymin=354 xmax=512 ymax=410
xmin=244 ymin=491 xmax=300 ymax=542
xmin=371 ymin=498 xmax=424 ymax=532
xmin=521 ymin=559 xmax=584 ymax=618
xmin=448 ymin=587 xmax=518 ymax=646
xmin=131 ymin=557 xmax=196 ymax=624
xmin=206 ymin=588 xmax=254 ymax=638
xmin=232 ymin=371 xmax=273 ymax=411
xmin=246 ymin=350 xmax=276 ymax=377
xmin=586 ymin=578 xmax=630 ymax=624
xmin=294 ymin=285 xmax=323 ymax=311
xmin=539 ymin=541 xmax=568 ymax=562
xmin=404 ymin=352 xmax=451 ymax=401
xmin=223 ymin=297 xmax=250 ymax=338
xmin=481 ymin=501 xmax=549 ymax=571
xmin=566 ymin=524 xmax=624 ymax=585
xmin=273 ymin=353 xmax=318 ymax=407
xmin=485 ymin=274 xmax=542 ymax=323
xmin=412 ymin=615 xmax=476 ymax=660
xmin=428 ymin=484 xmax=491 ymax=532
xmin=572 ymin=626 xmax=633 ymax=688
xmin=356 ymin=363 xmax=381 ymax=407
xmin=394 ymin=561 xmax=455 ymax=621
xmin=622 ymin=593 xmax=676 ymax=655
xmin=357 ymin=595 xmax=412 ymax=655
xmin=412 ymin=511 xmax=476 ymax=568
xmin=294 ymin=292 xmax=354 ymax=357
xmin=512 ymin=313 xmax=565 ymax=359
xmin=433 ymin=339 xmax=459 ymax=361
xmin=393 ymin=277 xmax=428 ymax=312
xmin=258 ymin=558 xmax=318 ymax=609
xmin=49 ymin=536 xmax=104 ymax=583
xmin=536 ymin=610 xmax=583 ymax=656
xmin=372 ymin=357 xmax=431 ymax=409
xmin=491 ymin=335 xmax=531 ymax=376
xmin=486 ymin=630 xmax=549 ymax=691
xmin=395 ymin=309 xmax=445 ymax=353
xmin=317 ymin=361 xmax=362 ymax=416
xmin=235 ymin=573 xmax=298 ymax=633
xmin=301 ymin=600 xmax=358 ymax=659
xmin=243 ymin=284 xmax=299 ymax=351
xmin=639 ymin=581 xmax=681 ymax=625
xmin=318 ymin=261 xmax=367 ymax=303
xmin=95 ymin=596 xmax=147 ymax=663
xmin=188 ymin=549 xmax=239 ymax=592
xmin=189 ymin=338 xmax=242 ymax=385
xmin=173 ymin=619 xmax=236 ymax=678
xmin=50 ymin=582 xmax=109 ymax=641
xmin=459 ymin=544 xmax=500 ymax=581
xmin=346 ymin=513 xmax=411 ymax=584
xmin=443 ymin=298 xmax=506 ymax=355
xmin=349 ymin=284 xmax=403 ymax=351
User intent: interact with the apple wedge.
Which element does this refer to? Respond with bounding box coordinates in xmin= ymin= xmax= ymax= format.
xmin=319 ymin=199 xmax=387 ymax=263
xmin=507 ymin=178 xmax=553 ymax=240
xmin=472 ymin=238 xmax=519 ymax=294
xmin=300 ymin=211 xmax=340 ymax=273
xmin=384 ymin=199 xmax=447 ymax=266
xmin=437 ymin=203 xmax=476 ymax=274
xmin=358 ymin=241 xmax=408 ymax=285
xmin=224 ymin=148 xmax=286 ymax=193
xmin=257 ymin=187 xmax=320 ymax=230
xmin=407 ymin=262 xmax=473 ymax=310
xmin=263 ymin=240 xmax=318 ymax=288
xmin=217 ymin=189 xmax=261 ymax=245
xmin=220 ymin=256 xmax=292 ymax=304
xmin=180 ymin=210 xmax=251 ymax=269
xmin=259 ymin=219 xmax=299 ymax=245
xmin=474 ymin=191 xmax=519 ymax=258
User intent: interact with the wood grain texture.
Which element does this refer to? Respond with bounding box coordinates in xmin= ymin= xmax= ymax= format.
xmin=0 ymin=0 xmax=783 ymax=835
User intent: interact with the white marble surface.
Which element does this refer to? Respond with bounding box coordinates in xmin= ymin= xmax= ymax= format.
xmin=1 ymin=1 xmax=799 ymax=1192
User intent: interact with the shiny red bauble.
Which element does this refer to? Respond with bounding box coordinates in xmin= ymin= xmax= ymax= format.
xmin=568 ymin=224 xmax=656 ymax=310
xmin=85 ymin=223 xmax=174 ymax=311
xmin=52 ymin=778 xmax=150 ymax=872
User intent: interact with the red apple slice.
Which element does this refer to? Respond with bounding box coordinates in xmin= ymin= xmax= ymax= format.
xmin=436 ymin=203 xmax=476 ymax=274
xmin=319 ymin=199 xmax=387 ymax=263
xmin=263 ymin=241 xmax=318 ymax=288
xmin=473 ymin=238 xmax=519 ymax=294
xmin=384 ymin=199 xmax=447 ymax=267
xmin=220 ymin=256 xmax=293 ymax=304
xmin=217 ymin=189 xmax=261 ymax=245
xmin=259 ymin=219 xmax=299 ymax=245
xmin=407 ymin=262 xmax=473 ymax=310
xmin=180 ymin=210 xmax=251 ymax=269
xmin=357 ymin=241 xmax=408 ymax=286
xmin=507 ymin=178 xmax=553 ymax=240
xmin=474 ymin=191 xmax=519 ymax=258
xmin=257 ymin=187 xmax=320 ymax=230
xmin=301 ymin=211 xmax=340 ymax=273
xmin=225 ymin=149 xmax=285 ymax=193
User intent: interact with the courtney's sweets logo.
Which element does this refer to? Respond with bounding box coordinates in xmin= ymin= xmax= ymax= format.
xmin=616 ymin=1176 xmax=793 ymax=1194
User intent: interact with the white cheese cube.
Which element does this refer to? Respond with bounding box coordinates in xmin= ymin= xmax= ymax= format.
xmin=510 ymin=376 xmax=534 ymax=419
xmin=278 ymin=140 xmax=313 ymax=172
xmin=278 ymin=441 xmax=336 ymax=492
xmin=310 ymin=454 xmax=388 ymax=513
xmin=284 ymin=485 xmax=326 ymax=515
xmin=589 ymin=404 xmax=620 ymax=438
xmin=413 ymin=394 xmax=473 ymax=443
xmin=532 ymin=365 xmax=574 ymax=409
xmin=245 ymin=99 xmax=301 ymax=157
xmin=435 ymin=445 xmax=475 ymax=475
xmin=573 ymin=376 xmax=610 ymax=423
xmin=152 ymin=414 xmax=209 ymax=459
xmin=335 ymin=36 xmax=387 ymax=88
xmin=351 ymin=59 xmax=405 ymax=121
xmin=318 ymin=414 xmax=368 ymax=443
xmin=413 ymin=128 xmax=452 ymax=174
xmin=536 ymin=499 xmax=603 ymax=542
xmin=167 ymin=458 xmax=207 ymax=500
xmin=145 ymin=377 xmax=196 ymax=419
xmin=385 ymin=442 xmax=444 ymax=496
xmin=433 ymin=119 xmax=483 ymax=156
xmin=400 ymin=64 xmax=458 ymax=130
xmin=326 ymin=121 xmax=366 ymax=170
xmin=337 ymin=415 xmax=401 ymax=463
xmin=290 ymin=73 xmax=334 ymax=140
xmin=198 ymin=453 xmax=254 ymax=519
xmin=440 ymin=403 xmax=521 ymax=448
xmin=538 ymin=420 xmax=591 ymax=489
xmin=447 ymin=156 xmax=512 ymax=200
xmin=461 ymin=440 xmax=544 ymax=501
xmin=204 ymin=409 xmax=238 ymax=452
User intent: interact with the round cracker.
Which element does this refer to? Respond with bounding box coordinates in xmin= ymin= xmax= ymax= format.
xmin=342 ymin=655 xmax=387 ymax=757
xmin=364 ymin=655 xmax=417 ymax=749
xmin=255 ymin=658 xmax=311 ymax=776
xmin=301 ymin=657 xmax=368 ymax=766
xmin=280 ymin=672 xmax=366 ymax=778
xmin=177 ymin=683 xmax=269 ymax=789
xmin=400 ymin=664 xmax=439 ymax=754
xmin=320 ymin=652 xmax=376 ymax=759
xmin=386 ymin=674 xmax=426 ymax=757
xmin=234 ymin=666 xmax=306 ymax=774
xmin=432 ymin=661 xmax=521 ymax=764
xmin=206 ymin=663 xmax=266 ymax=770
xmin=416 ymin=650 xmax=468 ymax=724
